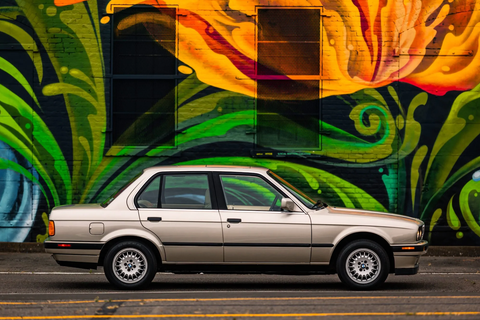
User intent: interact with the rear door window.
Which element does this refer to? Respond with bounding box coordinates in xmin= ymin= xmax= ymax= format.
xmin=136 ymin=174 xmax=212 ymax=209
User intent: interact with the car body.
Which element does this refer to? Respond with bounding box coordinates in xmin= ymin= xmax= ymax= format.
xmin=44 ymin=165 xmax=428 ymax=290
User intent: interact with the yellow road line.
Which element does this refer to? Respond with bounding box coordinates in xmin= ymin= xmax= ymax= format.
xmin=2 ymin=312 xmax=480 ymax=319
xmin=2 ymin=295 xmax=480 ymax=305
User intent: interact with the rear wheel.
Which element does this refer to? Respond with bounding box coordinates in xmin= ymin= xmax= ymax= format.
xmin=336 ymin=240 xmax=389 ymax=290
xmin=104 ymin=241 xmax=157 ymax=289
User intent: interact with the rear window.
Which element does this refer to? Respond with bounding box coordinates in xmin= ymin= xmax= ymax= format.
xmin=101 ymin=172 xmax=142 ymax=207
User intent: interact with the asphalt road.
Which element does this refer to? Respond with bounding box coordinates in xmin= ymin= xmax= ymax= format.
xmin=0 ymin=253 xmax=480 ymax=319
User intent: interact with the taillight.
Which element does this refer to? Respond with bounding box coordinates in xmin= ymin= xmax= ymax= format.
xmin=48 ymin=221 xmax=55 ymax=236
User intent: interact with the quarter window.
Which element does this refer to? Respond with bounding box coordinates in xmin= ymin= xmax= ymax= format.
xmin=220 ymin=175 xmax=283 ymax=211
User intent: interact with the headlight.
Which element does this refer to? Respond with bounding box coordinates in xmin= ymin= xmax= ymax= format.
xmin=416 ymin=224 xmax=425 ymax=241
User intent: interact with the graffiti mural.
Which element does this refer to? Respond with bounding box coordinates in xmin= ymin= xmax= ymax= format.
xmin=0 ymin=0 xmax=480 ymax=244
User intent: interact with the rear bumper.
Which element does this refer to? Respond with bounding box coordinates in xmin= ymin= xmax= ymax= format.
xmin=44 ymin=241 xmax=104 ymax=269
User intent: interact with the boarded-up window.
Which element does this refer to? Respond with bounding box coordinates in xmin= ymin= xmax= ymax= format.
xmin=256 ymin=9 xmax=320 ymax=149
xmin=112 ymin=7 xmax=176 ymax=146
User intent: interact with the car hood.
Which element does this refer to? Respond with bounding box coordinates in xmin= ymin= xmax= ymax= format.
xmin=313 ymin=206 xmax=423 ymax=229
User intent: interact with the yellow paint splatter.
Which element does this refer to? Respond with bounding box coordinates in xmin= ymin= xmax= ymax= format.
xmin=298 ymin=169 xmax=320 ymax=191
xmin=178 ymin=65 xmax=193 ymax=75
xmin=396 ymin=114 xmax=405 ymax=130
xmin=46 ymin=6 xmax=57 ymax=17
xmin=101 ymin=16 xmax=110 ymax=24
xmin=442 ymin=66 xmax=451 ymax=72
xmin=410 ymin=146 xmax=428 ymax=209
xmin=36 ymin=212 xmax=49 ymax=243
xmin=60 ymin=66 xmax=68 ymax=74
xmin=430 ymin=208 xmax=442 ymax=233
xmin=446 ymin=195 xmax=461 ymax=230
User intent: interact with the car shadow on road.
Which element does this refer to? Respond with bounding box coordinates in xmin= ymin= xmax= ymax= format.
xmin=42 ymin=277 xmax=426 ymax=293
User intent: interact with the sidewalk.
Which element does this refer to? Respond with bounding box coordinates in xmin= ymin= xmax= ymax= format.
xmin=1 ymin=242 xmax=480 ymax=256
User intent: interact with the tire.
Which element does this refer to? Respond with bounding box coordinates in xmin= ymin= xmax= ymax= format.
xmin=336 ymin=240 xmax=390 ymax=290
xmin=104 ymin=241 xmax=157 ymax=290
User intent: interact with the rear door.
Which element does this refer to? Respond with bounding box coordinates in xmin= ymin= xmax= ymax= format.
xmin=216 ymin=173 xmax=312 ymax=263
xmin=137 ymin=173 xmax=223 ymax=262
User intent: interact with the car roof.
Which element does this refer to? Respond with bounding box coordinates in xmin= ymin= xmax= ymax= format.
xmin=143 ymin=165 xmax=269 ymax=174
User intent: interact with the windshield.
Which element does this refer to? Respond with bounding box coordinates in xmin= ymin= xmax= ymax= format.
xmin=267 ymin=171 xmax=320 ymax=209
xmin=101 ymin=172 xmax=143 ymax=207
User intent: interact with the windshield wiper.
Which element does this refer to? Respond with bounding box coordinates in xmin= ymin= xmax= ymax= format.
xmin=312 ymin=200 xmax=328 ymax=210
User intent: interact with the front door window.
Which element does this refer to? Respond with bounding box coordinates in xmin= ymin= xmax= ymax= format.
xmin=220 ymin=175 xmax=282 ymax=211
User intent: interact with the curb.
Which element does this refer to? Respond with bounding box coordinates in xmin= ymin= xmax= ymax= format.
xmin=1 ymin=242 xmax=479 ymax=256
xmin=425 ymin=246 xmax=480 ymax=257
xmin=0 ymin=242 xmax=45 ymax=253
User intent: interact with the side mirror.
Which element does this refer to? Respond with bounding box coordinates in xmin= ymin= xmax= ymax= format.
xmin=281 ymin=198 xmax=296 ymax=212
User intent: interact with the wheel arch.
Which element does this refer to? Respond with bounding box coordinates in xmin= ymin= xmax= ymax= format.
xmin=329 ymin=232 xmax=395 ymax=273
xmin=98 ymin=236 xmax=163 ymax=270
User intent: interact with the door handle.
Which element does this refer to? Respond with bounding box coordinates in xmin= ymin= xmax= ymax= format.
xmin=227 ymin=218 xmax=241 ymax=223
xmin=147 ymin=217 xmax=162 ymax=222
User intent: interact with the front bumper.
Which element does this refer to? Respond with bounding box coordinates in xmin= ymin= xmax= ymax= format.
xmin=395 ymin=264 xmax=419 ymax=275
xmin=391 ymin=240 xmax=428 ymax=274
xmin=391 ymin=240 xmax=429 ymax=253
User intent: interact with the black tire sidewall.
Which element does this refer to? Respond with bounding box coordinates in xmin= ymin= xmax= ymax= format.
xmin=104 ymin=241 xmax=157 ymax=290
xmin=336 ymin=240 xmax=389 ymax=290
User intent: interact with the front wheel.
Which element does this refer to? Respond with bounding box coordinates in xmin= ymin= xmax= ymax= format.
xmin=104 ymin=241 xmax=157 ymax=290
xmin=336 ymin=240 xmax=390 ymax=290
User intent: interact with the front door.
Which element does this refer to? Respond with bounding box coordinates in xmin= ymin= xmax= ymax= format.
xmin=137 ymin=173 xmax=223 ymax=262
xmin=217 ymin=174 xmax=312 ymax=263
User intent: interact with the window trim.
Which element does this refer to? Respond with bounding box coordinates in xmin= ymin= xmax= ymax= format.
xmin=256 ymin=8 xmax=321 ymax=77
xmin=254 ymin=7 xmax=323 ymax=151
xmin=108 ymin=5 xmax=180 ymax=154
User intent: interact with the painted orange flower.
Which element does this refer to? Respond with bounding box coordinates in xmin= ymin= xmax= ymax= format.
xmin=106 ymin=0 xmax=480 ymax=98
